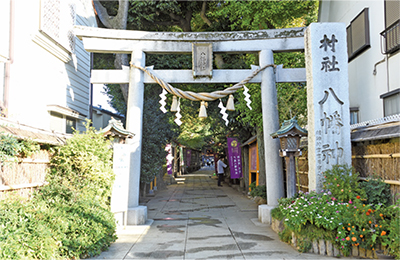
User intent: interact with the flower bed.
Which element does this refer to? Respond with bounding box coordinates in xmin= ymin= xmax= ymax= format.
xmin=271 ymin=165 xmax=399 ymax=259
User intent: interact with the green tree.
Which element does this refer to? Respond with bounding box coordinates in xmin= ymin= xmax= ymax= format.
xmin=141 ymin=86 xmax=178 ymax=184
xmin=93 ymin=1 xmax=319 ymax=186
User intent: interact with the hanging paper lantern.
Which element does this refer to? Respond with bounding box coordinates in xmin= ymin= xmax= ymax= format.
xmin=226 ymin=94 xmax=235 ymax=111
xmin=171 ymin=96 xmax=178 ymax=112
xmin=199 ymin=101 xmax=207 ymax=118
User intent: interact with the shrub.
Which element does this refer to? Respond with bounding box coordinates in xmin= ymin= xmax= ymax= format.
xmin=249 ymin=182 xmax=266 ymax=199
xmin=278 ymin=164 xmax=398 ymax=258
xmin=0 ymin=125 xmax=117 ymax=259
xmin=0 ymin=134 xmax=22 ymax=162
xmin=322 ymin=164 xmax=365 ymax=202
xmin=0 ymin=135 xmax=40 ymax=161
xmin=360 ymin=176 xmax=391 ymax=207
xmin=47 ymin=125 xmax=114 ymax=203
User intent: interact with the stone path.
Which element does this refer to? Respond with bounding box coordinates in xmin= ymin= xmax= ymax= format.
xmin=90 ymin=167 xmax=340 ymax=259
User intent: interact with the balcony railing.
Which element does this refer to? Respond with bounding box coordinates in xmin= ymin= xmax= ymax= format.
xmin=381 ymin=19 xmax=400 ymax=54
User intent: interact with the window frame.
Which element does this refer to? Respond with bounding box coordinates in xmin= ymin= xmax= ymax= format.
xmin=32 ymin=0 xmax=76 ymax=63
xmin=347 ymin=8 xmax=371 ymax=62
xmin=381 ymin=0 xmax=400 ymax=54
xmin=350 ymin=107 xmax=360 ymax=125
xmin=380 ymin=88 xmax=400 ymax=117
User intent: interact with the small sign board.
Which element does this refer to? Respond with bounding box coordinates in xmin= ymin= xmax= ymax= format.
xmin=192 ymin=43 xmax=213 ymax=77
xmin=110 ymin=144 xmax=131 ymax=214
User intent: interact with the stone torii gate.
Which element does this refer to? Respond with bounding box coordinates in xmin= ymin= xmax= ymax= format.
xmin=75 ymin=23 xmax=351 ymax=225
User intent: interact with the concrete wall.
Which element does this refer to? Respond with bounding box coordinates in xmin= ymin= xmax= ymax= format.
xmin=4 ymin=0 xmax=96 ymax=132
xmin=319 ymin=0 xmax=400 ymax=122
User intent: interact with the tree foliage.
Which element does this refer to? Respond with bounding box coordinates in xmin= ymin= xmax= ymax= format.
xmin=141 ymin=86 xmax=178 ymax=183
xmin=93 ymin=1 xmax=319 ymax=176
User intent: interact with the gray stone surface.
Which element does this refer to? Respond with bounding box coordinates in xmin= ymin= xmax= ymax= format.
xmin=319 ymin=239 xmax=326 ymax=255
xmin=312 ymin=240 xmax=319 ymax=254
xmin=305 ymin=23 xmax=351 ymax=191
xmin=89 ymin=167 xmax=339 ymax=259
xmin=326 ymin=240 xmax=334 ymax=256
xmin=260 ymin=49 xmax=285 ymax=206
xmin=127 ymin=206 xmax=147 ymax=225
xmin=126 ymin=50 xmax=145 ymax=212
xmin=258 ymin=204 xmax=275 ymax=225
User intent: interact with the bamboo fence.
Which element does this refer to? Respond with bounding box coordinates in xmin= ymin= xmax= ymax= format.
xmin=0 ymin=150 xmax=51 ymax=199
xmin=295 ymin=142 xmax=399 ymax=201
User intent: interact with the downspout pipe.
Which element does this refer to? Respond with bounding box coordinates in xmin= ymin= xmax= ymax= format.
xmin=4 ymin=0 xmax=14 ymax=117
xmin=89 ymin=53 xmax=93 ymax=125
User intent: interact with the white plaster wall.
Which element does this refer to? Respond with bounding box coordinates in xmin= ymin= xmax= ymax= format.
xmin=8 ymin=0 xmax=96 ymax=132
xmin=319 ymin=0 xmax=399 ymax=122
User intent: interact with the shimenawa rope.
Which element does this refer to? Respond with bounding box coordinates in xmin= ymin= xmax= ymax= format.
xmin=129 ymin=63 xmax=276 ymax=102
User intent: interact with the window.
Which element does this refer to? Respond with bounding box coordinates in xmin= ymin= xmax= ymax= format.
xmin=381 ymin=0 xmax=400 ymax=54
xmin=347 ymin=8 xmax=370 ymax=61
xmin=350 ymin=107 xmax=359 ymax=125
xmin=32 ymin=0 xmax=76 ymax=62
xmin=50 ymin=111 xmax=65 ymax=133
xmin=48 ymin=105 xmax=84 ymax=134
xmin=380 ymin=89 xmax=400 ymax=117
xmin=66 ymin=116 xmax=76 ymax=134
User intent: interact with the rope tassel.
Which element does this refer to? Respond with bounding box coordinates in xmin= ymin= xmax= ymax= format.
xmin=171 ymin=96 xmax=178 ymax=112
xmin=199 ymin=101 xmax=207 ymax=118
xmin=226 ymin=94 xmax=235 ymax=111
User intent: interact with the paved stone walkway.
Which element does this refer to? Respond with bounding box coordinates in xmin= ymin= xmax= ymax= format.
xmin=91 ymin=167 xmax=340 ymax=259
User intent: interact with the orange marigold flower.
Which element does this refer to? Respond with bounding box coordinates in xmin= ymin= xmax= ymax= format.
xmin=379 ymin=214 xmax=383 ymax=217
xmin=375 ymin=224 xmax=378 ymax=227
xmin=352 ymin=237 xmax=357 ymax=242
xmin=348 ymin=223 xmax=351 ymax=226
xmin=369 ymin=221 xmax=372 ymax=224
xmin=356 ymin=195 xmax=361 ymax=199
xmin=366 ymin=212 xmax=370 ymax=216
xmin=368 ymin=209 xmax=372 ymax=212
xmin=346 ymin=237 xmax=350 ymax=241
xmin=348 ymin=227 xmax=351 ymax=231
xmin=360 ymin=235 xmax=363 ymax=238
xmin=381 ymin=231 xmax=387 ymax=236
xmin=363 ymin=228 xmax=365 ymax=231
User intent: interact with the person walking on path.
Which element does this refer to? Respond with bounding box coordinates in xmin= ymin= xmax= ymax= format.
xmin=216 ymin=155 xmax=227 ymax=187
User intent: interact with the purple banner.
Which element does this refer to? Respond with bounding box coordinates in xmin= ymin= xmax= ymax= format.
xmin=186 ymin=149 xmax=192 ymax=166
xmin=165 ymin=144 xmax=173 ymax=175
xmin=227 ymin=137 xmax=242 ymax=179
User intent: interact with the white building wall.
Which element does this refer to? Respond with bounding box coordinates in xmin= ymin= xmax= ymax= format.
xmin=7 ymin=0 xmax=96 ymax=132
xmin=319 ymin=0 xmax=399 ymax=122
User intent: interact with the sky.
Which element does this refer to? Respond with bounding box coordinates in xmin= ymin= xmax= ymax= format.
xmin=92 ymin=84 xmax=118 ymax=114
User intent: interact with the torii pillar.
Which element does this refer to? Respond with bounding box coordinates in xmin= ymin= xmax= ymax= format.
xmin=125 ymin=50 xmax=147 ymax=225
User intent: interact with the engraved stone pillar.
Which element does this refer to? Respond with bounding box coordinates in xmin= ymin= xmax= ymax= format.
xmin=126 ymin=50 xmax=147 ymax=224
xmin=305 ymin=23 xmax=351 ymax=192
xmin=260 ymin=49 xmax=285 ymax=206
